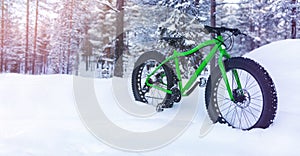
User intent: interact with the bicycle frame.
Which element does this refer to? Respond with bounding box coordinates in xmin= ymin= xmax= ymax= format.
xmin=145 ymin=35 xmax=242 ymax=101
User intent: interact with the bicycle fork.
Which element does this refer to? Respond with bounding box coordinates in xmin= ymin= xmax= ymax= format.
xmin=218 ymin=48 xmax=242 ymax=102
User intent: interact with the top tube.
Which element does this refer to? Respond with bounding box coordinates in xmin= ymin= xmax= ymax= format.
xmin=179 ymin=38 xmax=220 ymax=57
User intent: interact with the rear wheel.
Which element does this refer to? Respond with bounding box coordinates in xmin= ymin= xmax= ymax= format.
xmin=205 ymin=57 xmax=277 ymax=130
xmin=132 ymin=52 xmax=175 ymax=108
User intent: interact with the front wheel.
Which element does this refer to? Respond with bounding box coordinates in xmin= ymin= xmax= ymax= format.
xmin=205 ymin=57 xmax=277 ymax=130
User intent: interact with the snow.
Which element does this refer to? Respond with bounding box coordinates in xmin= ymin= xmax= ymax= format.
xmin=1 ymin=39 xmax=300 ymax=155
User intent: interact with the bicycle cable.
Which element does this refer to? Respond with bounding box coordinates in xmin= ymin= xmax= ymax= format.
xmin=223 ymin=32 xmax=234 ymax=51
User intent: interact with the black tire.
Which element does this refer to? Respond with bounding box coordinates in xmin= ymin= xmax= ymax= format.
xmin=205 ymin=57 xmax=277 ymax=130
xmin=132 ymin=51 xmax=175 ymax=108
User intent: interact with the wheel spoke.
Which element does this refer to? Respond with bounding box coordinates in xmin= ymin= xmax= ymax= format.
xmin=220 ymin=103 xmax=234 ymax=113
xmin=242 ymin=109 xmax=252 ymax=128
xmin=230 ymin=106 xmax=238 ymax=126
xmin=224 ymin=103 xmax=235 ymax=118
xmin=251 ymin=90 xmax=261 ymax=97
xmin=217 ymin=92 xmax=228 ymax=99
xmin=252 ymin=96 xmax=263 ymax=101
xmin=248 ymin=105 xmax=262 ymax=113
xmin=219 ymin=84 xmax=227 ymax=90
xmin=250 ymin=101 xmax=262 ymax=108
xmin=245 ymin=80 xmax=258 ymax=91
xmin=218 ymin=100 xmax=232 ymax=108
xmin=244 ymin=107 xmax=259 ymax=121
xmin=239 ymin=107 xmax=243 ymax=129
xmin=244 ymin=72 xmax=251 ymax=89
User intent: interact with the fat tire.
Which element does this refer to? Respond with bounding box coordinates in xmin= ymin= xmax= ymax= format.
xmin=132 ymin=51 xmax=175 ymax=108
xmin=205 ymin=57 xmax=277 ymax=130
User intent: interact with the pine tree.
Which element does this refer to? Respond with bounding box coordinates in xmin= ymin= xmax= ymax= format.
xmin=2 ymin=0 xmax=27 ymax=73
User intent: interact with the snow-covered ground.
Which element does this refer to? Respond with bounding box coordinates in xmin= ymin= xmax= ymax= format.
xmin=1 ymin=39 xmax=300 ymax=156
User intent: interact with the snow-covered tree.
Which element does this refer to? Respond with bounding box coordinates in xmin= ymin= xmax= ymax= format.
xmin=213 ymin=0 xmax=299 ymax=55
xmin=0 ymin=0 xmax=299 ymax=76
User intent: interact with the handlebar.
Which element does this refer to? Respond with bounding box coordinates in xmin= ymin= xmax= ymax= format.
xmin=204 ymin=25 xmax=247 ymax=36
xmin=160 ymin=36 xmax=184 ymax=41
xmin=158 ymin=25 xmax=246 ymax=51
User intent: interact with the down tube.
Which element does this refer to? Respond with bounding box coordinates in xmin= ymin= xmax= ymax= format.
xmin=182 ymin=45 xmax=219 ymax=95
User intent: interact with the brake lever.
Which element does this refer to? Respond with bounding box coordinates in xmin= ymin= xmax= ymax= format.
xmin=241 ymin=33 xmax=247 ymax=37
xmin=233 ymin=30 xmax=247 ymax=37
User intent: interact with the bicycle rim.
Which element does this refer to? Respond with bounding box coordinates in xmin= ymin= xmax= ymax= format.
xmin=138 ymin=60 xmax=168 ymax=106
xmin=217 ymin=69 xmax=263 ymax=129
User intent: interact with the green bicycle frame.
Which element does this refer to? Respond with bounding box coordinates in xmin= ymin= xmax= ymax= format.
xmin=145 ymin=35 xmax=242 ymax=101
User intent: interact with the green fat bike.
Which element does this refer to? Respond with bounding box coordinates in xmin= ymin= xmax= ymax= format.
xmin=131 ymin=25 xmax=277 ymax=130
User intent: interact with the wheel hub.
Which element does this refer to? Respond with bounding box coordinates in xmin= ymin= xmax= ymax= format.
xmin=233 ymin=89 xmax=251 ymax=108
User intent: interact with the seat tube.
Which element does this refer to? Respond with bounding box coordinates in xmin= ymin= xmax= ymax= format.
xmin=174 ymin=51 xmax=182 ymax=90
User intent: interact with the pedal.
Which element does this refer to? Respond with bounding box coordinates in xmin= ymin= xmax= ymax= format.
xmin=156 ymin=103 xmax=164 ymax=112
xmin=199 ymin=77 xmax=207 ymax=88
xmin=171 ymin=87 xmax=181 ymax=103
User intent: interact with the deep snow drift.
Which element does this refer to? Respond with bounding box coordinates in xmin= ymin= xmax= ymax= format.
xmin=0 ymin=39 xmax=300 ymax=156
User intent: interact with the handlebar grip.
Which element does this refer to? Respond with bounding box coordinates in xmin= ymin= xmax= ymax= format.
xmin=204 ymin=25 xmax=246 ymax=36
xmin=160 ymin=36 xmax=184 ymax=41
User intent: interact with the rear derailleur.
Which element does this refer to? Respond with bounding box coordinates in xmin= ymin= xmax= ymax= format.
xmin=156 ymin=78 xmax=181 ymax=112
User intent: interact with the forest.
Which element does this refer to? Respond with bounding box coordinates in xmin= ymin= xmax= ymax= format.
xmin=0 ymin=0 xmax=299 ymax=77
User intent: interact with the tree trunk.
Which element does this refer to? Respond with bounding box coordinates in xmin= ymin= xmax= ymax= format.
xmin=114 ymin=0 xmax=125 ymax=77
xmin=210 ymin=0 xmax=216 ymax=29
xmin=75 ymin=52 xmax=79 ymax=75
xmin=67 ymin=0 xmax=74 ymax=74
xmin=291 ymin=0 xmax=297 ymax=39
xmin=85 ymin=56 xmax=88 ymax=71
xmin=1 ymin=0 xmax=4 ymax=72
xmin=32 ymin=0 xmax=39 ymax=74
xmin=43 ymin=54 xmax=46 ymax=74
xmin=210 ymin=0 xmax=216 ymax=68
xmin=25 ymin=0 xmax=30 ymax=74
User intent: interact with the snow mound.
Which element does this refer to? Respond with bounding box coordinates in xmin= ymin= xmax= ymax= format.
xmin=246 ymin=39 xmax=300 ymax=114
